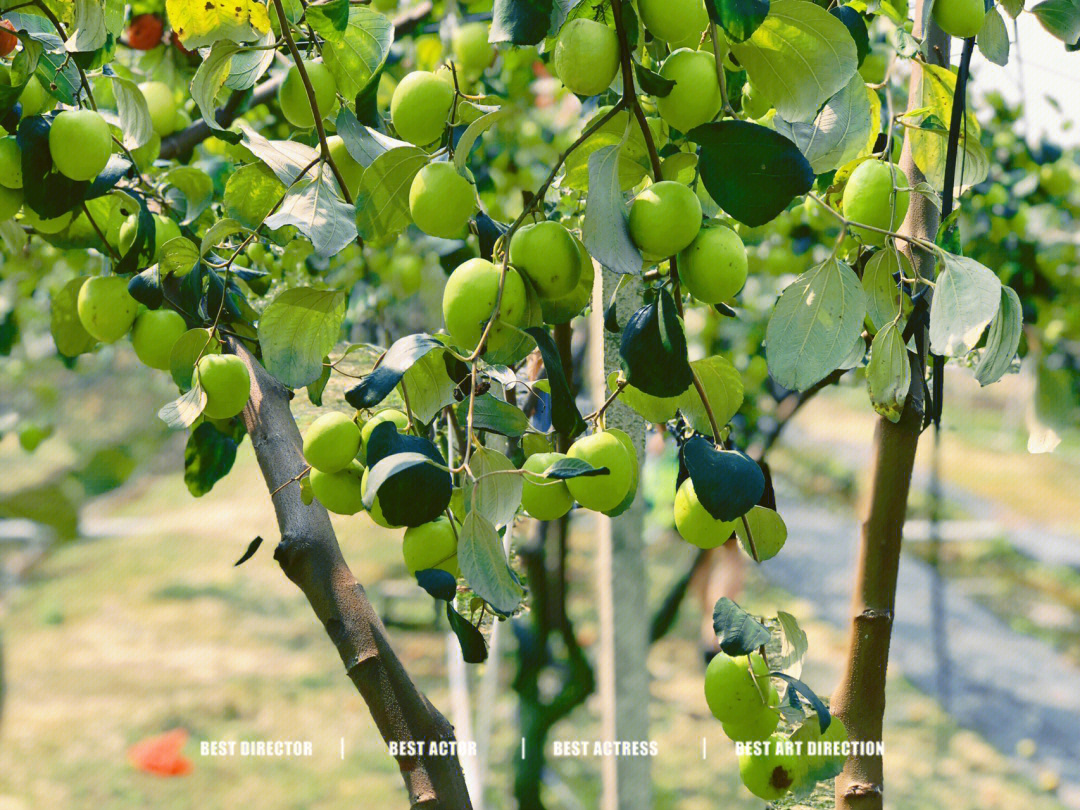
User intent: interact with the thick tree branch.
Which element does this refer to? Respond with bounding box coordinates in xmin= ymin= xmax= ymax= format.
xmin=830 ymin=8 xmax=948 ymax=807
xmin=225 ymin=337 xmax=472 ymax=810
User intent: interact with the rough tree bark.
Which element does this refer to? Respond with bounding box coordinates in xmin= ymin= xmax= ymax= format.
xmin=830 ymin=8 xmax=949 ymax=808
xmin=592 ymin=267 xmax=651 ymax=810
xmin=226 ymin=337 xmax=473 ymax=810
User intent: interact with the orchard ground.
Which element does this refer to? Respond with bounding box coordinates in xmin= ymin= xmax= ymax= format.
xmin=1 ymin=358 xmax=1074 ymax=809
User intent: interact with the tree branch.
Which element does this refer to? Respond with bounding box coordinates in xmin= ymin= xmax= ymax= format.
xmin=225 ymin=336 xmax=472 ymax=810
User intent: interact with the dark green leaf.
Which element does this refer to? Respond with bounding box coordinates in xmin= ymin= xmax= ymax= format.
xmin=417 ymin=568 xmax=458 ymax=601
xmin=490 ymin=0 xmax=555 ymax=45
xmin=364 ymin=423 xmax=453 ymax=526
xmin=308 ymin=358 xmax=332 ymax=406
xmin=524 ymin=327 xmax=587 ymax=439
xmin=1031 ymin=0 xmax=1080 ymax=43
xmin=688 ymin=120 xmax=815 ymax=227
xmin=712 ymin=596 xmax=771 ymax=654
xmin=447 ymin=602 xmax=489 ymax=663
xmin=705 ymin=0 xmax=769 ymax=42
xmin=16 ymin=115 xmax=89 ymax=219
xmin=184 ymin=422 xmax=243 ymax=497
xmin=682 ymin=436 xmax=765 ymax=521
xmin=619 ymin=288 xmax=694 ymax=397
xmin=633 ymin=62 xmax=676 ymax=97
xmin=829 ymin=6 xmax=869 ymax=67
xmin=771 ymin=672 xmax=831 ymax=733
xmin=457 ymin=393 xmax=533 ymax=437
xmin=128 ymin=267 xmax=163 ymax=309
xmin=234 ymin=536 xmax=263 ymax=566
xmin=345 ymin=333 xmax=443 ymax=410
xmin=540 ymin=456 xmax=609 ymax=479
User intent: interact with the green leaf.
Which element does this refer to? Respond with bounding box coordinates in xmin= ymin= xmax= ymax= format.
xmin=828 ymin=6 xmax=868 ymax=67
xmin=50 ymin=277 xmax=97 ymax=357
xmin=539 ymin=456 xmax=609 ymax=479
xmin=455 ymin=108 xmax=511 ymax=172
xmin=458 ymin=510 xmax=524 ymax=614
xmin=620 ymin=288 xmax=694 ymax=397
xmin=158 ymin=383 xmax=207 ymax=430
xmin=1031 ymin=0 xmax=1080 ymax=43
xmin=335 ymin=107 xmax=410 ymax=167
xmin=928 ymin=253 xmax=1002 ymax=357
xmin=109 ymin=75 xmax=153 ymax=150
xmin=16 ymin=115 xmax=91 ymax=219
xmin=345 ymin=332 xmax=444 ymax=410
xmin=223 ymin=30 xmax=275 ymax=90
xmin=191 ymin=40 xmax=243 ymax=133
xmin=264 ymin=165 xmax=358 ymax=257
xmin=773 ymin=610 xmax=809 ymax=674
xmin=906 ymin=64 xmax=989 ymax=191
xmin=199 ymin=217 xmax=248 ymax=256
xmin=446 ymin=602 xmax=489 ymax=663
xmin=974 ymin=286 xmax=1022 ymax=386
xmin=633 ymin=61 xmax=676 ymax=97
xmin=706 ymin=0 xmax=769 ymax=41
xmin=65 ymin=0 xmax=108 ymax=53
xmin=867 ymin=319 xmax=910 ymax=422
xmin=241 ymin=123 xmax=322 ymax=185
xmin=689 ymin=120 xmax=815 ymax=227
xmin=465 ymin=444 xmax=523 ymax=529
xmin=712 ymin=597 xmax=771 ymax=655
xmin=258 ymin=287 xmax=346 ymax=388
xmin=581 ymin=144 xmax=643 ymax=275
xmin=399 ymin=345 xmax=458 ymax=424
xmin=861 ymin=246 xmax=911 ymax=332
xmin=354 ymin=146 xmax=429 ymax=244
xmin=977 ymin=6 xmax=1010 ymax=66
xmin=170 ymin=328 xmax=221 ymax=390
xmin=166 ymin=167 xmax=214 ymax=225
xmin=224 ymin=162 xmax=286 ymax=229
xmin=773 ymin=75 xmax=872 ymax=175
xmin=184 ymin=421 xmax=243 ymax=496
xmin=562 ymin=108 xmax=654 ymax=193
xmin=729 ymin=0 xmax=858 ymax=123
xmin=306 ymin=2 xmax=393 ymax=108
xmin=364 ymin=426 xmax=453 ymax=525
xmin=524 ymin=326 xmax=587 ymax=439
xmin=683 ymin=437 xmax=765 ymax=521
xmin=677 ymin=355 xmax=744 ymax=436
xmin=765 ymin=258 xmax=866 ymax=391
xmin=458 ymin=393 xmax=533 ymax=437
xmin=490 ymin=0 xmax=555 ymax=45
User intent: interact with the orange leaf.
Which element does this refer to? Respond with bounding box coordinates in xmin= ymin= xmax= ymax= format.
xmin=128 ymin=728 xmax=193 ymax=776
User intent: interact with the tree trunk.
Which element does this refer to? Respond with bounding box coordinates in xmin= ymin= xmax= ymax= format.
xmin=592 ymin=267 xmax=651 ymax=810
xmin=830 ymin=9 xmax=948 ymax=808
xmin=226 ymin=337 xmax=473 ymax=810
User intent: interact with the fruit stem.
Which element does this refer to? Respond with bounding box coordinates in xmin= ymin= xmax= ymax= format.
xmin=709 ymin=22 xmax=735 ymax=118
xmin=270 ymin=0 xmax=356 ymax=209
xmin=689 ymin=366 xmax=724 ymax=445
xmin=34 ymin=0 xmax=97 ymax=112
xmin=739 ymin=512 xmax=760 ymax=562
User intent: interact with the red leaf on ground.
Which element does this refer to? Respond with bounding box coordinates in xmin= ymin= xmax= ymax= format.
xmin=128 ymin=728 xmax=193 ymax=776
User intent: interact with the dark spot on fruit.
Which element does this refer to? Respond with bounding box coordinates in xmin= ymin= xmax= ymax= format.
xmin=771 ymin=766 xmax=793 ymax=789
xmin=205 ymin=2 xmax=214 ymax=9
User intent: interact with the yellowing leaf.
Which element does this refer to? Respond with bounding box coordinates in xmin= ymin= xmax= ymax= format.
xmin=167 ymin=0 xmax=271 ymax=49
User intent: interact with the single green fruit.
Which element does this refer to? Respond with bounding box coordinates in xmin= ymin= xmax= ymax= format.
xmin=360 ymin=408 xmax=409 ymax=457
xmin=452 ymin=22 xmax=495 ymax=75
xmin=196 ymin=354 xmax=251 ymax=419
xmin=19 ymin=76 xmax=57 ymax=117
xmin=603 ymin=427 xmax=639 ymax=517
xmin=677 ymin=224 xmax=747 ymax=303
xmin=791 ymin=715 xmax=849 ymax=782
xmin=0 ymin=184 xmax=21 ymax=220
xmin=402 ymin=516 xmax=460 ymax=577
xmin=139 ymin=81 xmax=178 ymax=136
xmin=442 ymin=258 xmax=528 ymax=354
xmin=278 ymin=61 xmax=337 ymax=129
xmin=390 ymin=71 xmax=455 ymax=146
xmin=842 ymin=160 xmax=910 ymax=246
xmin=173 ymin=107 xmax=192 ymax=132
xmin=565 ymin=431 xmax=634 ymax=513
xmin=738 ymin=735 xmax=808 ymax=800
xmin=18 ymin=421 xmax=54 ymax=452
xmin=520 ymin=452 xmax=575 ymax=521
xmin=0 ymin=135 xmax=23 ymax=189
xmin=131 ymin=308 xmax=187 ymax=370
xmin=674 ymin=478 xmax=736 ymax=548
xmin=521 ymin=432 xmax=555 ymax=458
xmin=858 ymin=49 xmax=889 ymax=84
xmin=932 ymin=0 xmax=986 ymax=38
xmin=509 ymin=220 xmax=581 ymax=299
xmin=77 ymin=276 xmax=139 ymax=343
xmin=389 ymin=254 xmax=423 ymax=298
xmin=361 ymin=465 xmax=403 ymax=528
xmin=541 ymin=235 xmax=594 ymax=324
xmin=657 ymin=49 xmax=722 ymax=134
xmin=553 ymin=19 xmax=620 ymax=97
xmin=629 ymin=180 xmax=702 ymax=258
xmin=703 ymin=651 xmax=779 ymax=724
xmin=409 ymin=162 xmax=477 ymax=238
xmin=304 ymin=411 xmax=362 ymax=473
xmin=310 ymin=460 xmax=366 ymax=515
xmin=639 ymin=0 xmax=708 ymax=43
xmin=735 ymin=505 xmax=787 ymax=561
xmin=20 ymin=207 xmax=73 ymax=234
xmin=723 ymin=705 xmax=781 ymax=742
xmin=326 ymin=135 xmax=364 ymax=198
xmin=741 ymin=82 xmax=771 ymax=119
